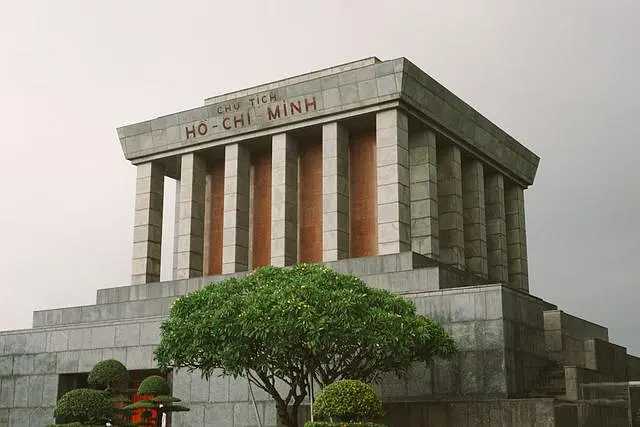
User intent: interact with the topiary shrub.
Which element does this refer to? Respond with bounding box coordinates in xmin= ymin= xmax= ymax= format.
xmin=124 ymin=375 xmax=189 ymax=425
xmin=54 ymin=388 xmax=113 ymax=425
xmin=137 ymin=375 xmax=170 ymax=396
xmin=87 ymin=359 xmax=128 ymax=391
xmin=304 ymin=423 xmax=385 ymax=427
xmin=313 ymin=380 xmax=383 ymax=423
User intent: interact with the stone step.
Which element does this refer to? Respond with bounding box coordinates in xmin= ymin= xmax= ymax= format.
xmin=34 ymin=252 xmax=491 ymax=328
xmin=35 ymin=269 xmax=440 ymax=328
xmin=96 ymin=252 xmax=434 ymax=305
xmin=33 ymin=297 xmax=176 ymax=329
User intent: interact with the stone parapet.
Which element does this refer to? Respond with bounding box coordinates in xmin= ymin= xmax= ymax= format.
xmin=543 ymin=310 xmax=609 ymax=368
xmin=584 ymin=338 xmax=628 ymax=382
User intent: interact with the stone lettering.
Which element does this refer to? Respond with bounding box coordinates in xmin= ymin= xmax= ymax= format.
xmin=290 ymin=100 xmax=302 ymax=114
xmin=185 ymin=125 xmax=197 ymax=139
xmin=185 ymin=95 xmax=318 ymax=139
xmin=305 ymin=96 xmax=317 ymax=111
xmin=267 ymin=104 xmax=281 ymax=120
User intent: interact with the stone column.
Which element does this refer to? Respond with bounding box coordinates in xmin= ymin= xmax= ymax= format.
xmin=376 ymin=109 xmax=411 ymax=255
xmin=409 ymin=128 xmax=439 ymax=259
xmin=222 ymin=143 xmax=250 ymax=273
xmin=505 ymin=183 xmax=529 ymax=291
xmin=175 ymin=153 xmax=206 ymax=280
xmin=462 ymin=159 xmax=488 ymax=277
xmin=437 ymin=143 xmax=465 ymax=269
xmin=322 ymin=122 xmax=349 ymax=261
xmin=132 ymin=162 xmax=164 ymax=285
xmin=271 ymin=133 xmax=298 ymax=266
xmin=485 ymin=173 xmax=509 ymax=283
xmin=172 ymin=183 xmax=181 ymax=280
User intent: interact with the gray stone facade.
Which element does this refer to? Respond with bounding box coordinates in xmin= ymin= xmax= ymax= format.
xmin=1 ymin=58 xmax=634 ymax=426
xmin=3 ymin=252 xmax=637 ymax=426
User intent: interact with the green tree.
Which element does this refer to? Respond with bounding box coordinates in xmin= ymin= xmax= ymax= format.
xmin=155 ymin=264 xmax=455 ymax=427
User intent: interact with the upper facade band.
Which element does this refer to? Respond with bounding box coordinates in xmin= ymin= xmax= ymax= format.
xmin=117 ymin=57 xmax=539 ymax=186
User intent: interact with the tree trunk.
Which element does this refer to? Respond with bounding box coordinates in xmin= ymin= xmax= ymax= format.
xmin=276 ymin=401 xmax=297 ymax=427
xmin=290 ymin=403 xmax=300 ymax=427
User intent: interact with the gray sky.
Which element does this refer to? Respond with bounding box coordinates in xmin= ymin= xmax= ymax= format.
xmin=1 ymin=1 xmax=638 ymax=352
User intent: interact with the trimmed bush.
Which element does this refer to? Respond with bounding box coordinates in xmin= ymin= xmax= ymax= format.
xmin=137 ymin=375 xmax=170 ymax=396
xmin=54 ymin=388 xmax=113 ymax=424
xmin=304 ymin=423 xmax=385 ymax=427
xmin=87 ymin=359 xmax=128 ymax=390
xmin=313 ymin=380 xmax=383 ymax=422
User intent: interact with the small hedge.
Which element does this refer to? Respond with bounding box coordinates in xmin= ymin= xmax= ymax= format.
xmin=313 ymin=380 xmax=383 ymax=422
xmin=48 ymin=423 xmax=105 ymax=427
xmin=305 ymin=423 xmax=386 ymax=427
xmin=137 ymin=375 xmax=170 ymax=396
xmin=87 ymin=359 xmax=128 ymax=390
xmin=54 ymin=388 xmax=113 ymax=424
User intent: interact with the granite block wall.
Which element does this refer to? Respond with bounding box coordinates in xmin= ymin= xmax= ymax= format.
xmin=543 ymin=310 xmax=609 ymax=368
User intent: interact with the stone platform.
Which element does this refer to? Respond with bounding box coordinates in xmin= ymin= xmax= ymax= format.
xmin=0 ymin=252 xmax=638 ymax=426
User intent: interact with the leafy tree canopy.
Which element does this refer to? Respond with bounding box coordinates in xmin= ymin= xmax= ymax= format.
xmin=156 ymin=264 xmax=455 ymax=427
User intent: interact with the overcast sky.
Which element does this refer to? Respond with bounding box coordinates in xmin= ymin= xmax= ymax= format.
xmin=1 ymin=1 xmax=638 ymax=353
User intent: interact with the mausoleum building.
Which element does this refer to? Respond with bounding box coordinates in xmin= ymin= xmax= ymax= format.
xmin=0 ymin=57 xmax=638 ymax=426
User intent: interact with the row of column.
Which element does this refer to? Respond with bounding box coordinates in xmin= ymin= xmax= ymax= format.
xmin=407 ymin=126 xmax=529 ymax=291
xmin=131 ymin=109 xmax=528 ymax=291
